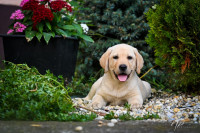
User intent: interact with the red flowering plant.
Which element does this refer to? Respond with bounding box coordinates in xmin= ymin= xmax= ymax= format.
xmin=7 ymin=0 xmax=94 ymax=44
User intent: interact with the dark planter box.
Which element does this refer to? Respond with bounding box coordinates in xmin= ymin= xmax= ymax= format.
xmin=0 ymin=34 xmax=79 ymax=81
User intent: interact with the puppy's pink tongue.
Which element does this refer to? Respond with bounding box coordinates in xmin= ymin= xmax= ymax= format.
xmin=118 ymin=75 xmax=128 ymax=82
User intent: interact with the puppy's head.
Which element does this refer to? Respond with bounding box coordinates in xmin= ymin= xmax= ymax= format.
xmin=100 ymin=44 xmax=144 ymax=82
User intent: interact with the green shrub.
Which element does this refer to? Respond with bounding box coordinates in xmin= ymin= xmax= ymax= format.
xmin=71 ymin=0 xmax=167 ymax=97
xmin=146 ymin=0 xmax=200 ymax=91
xmin=0 ymin=61 xmax=96 ymax=121
xmin=68 ymin=75 xmax=97 ymax=97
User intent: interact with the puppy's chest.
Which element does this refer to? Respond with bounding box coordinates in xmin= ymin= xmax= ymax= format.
xmin=103 ymin=88 xmax=129 ymax=101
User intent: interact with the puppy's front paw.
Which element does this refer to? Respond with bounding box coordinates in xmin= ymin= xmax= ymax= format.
xmin=130 ymin=102 xmax=142 ymax=109
xmin=91 ymin=102 xmax=103 ymax=109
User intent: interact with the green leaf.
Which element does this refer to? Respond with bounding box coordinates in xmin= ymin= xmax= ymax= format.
xmin=79 ymin=34 xmax=94 ymax=43
xmin=36 ymin=32 xmax=42 ymax=42
xmin=25 ymin=31 xmax=36 ymax=42
xmin=25 ymin=26 xmax=32 ymax=31
xmin=56 ymin=29 xmax=69 ymax=37
xmin=25 ymin=21 xmax=33 ymax=25
xmin=73 ymin=24 xmax=83 ymax=34
xmin=104 ymin=111 xmax=115 ymax=120
xmin=77 ymin=20 xmax=92 ymax=23
xmin=62 ymin=25 xmax=75 ymax=30
xmin=37 ymin=23 xmax=44 ymax=33
xmin=46 ymin=22 xmax=52 ymax=30
xmin=69 ymin=1 xmax=79 ymax=7
xmin=43 ymin=32 xmax=52 ymax=44
xmin=51 ymin=32 xmax=55 ymax=37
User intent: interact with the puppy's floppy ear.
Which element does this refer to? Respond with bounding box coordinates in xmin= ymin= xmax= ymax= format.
xmin=100 ymin=47 xmax=112 ymax=72
xmin=133 ymin=48 xmax=144 ymax=74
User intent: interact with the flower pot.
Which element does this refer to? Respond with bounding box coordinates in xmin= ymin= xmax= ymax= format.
xmin=0 ymin=34 xmax=79 ymax=81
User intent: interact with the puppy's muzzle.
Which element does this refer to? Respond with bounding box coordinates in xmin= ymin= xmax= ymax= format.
xmin=119 ymin=64 xmax=127 ymax=71
xmin=113 ymin=64 xmax=132 ymax=82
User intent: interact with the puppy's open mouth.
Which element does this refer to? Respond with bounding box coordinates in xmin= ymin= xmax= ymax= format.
xmin=113 ymin=71 xmax=132 ymax=82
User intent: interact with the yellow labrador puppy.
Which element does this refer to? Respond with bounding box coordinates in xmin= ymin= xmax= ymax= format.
xmin=85 ymin=44 xmax=151 ymax=109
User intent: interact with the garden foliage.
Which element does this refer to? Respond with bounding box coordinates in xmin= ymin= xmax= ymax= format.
xmin=0 ymin=62 xmax=96 ymax=121
xmin=7 ymin=0 xmax=93 ymax=44
xmin=70 ymin=0 xmax=167 ymax=96
xmin=146 ymin=0 xmax=200 ymax=91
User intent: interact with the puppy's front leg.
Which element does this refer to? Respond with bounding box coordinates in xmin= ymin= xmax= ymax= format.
xmin=91 ymin=94 xmax=106 ymax=109
xmin=127 ymin=95 xmax=143 ymax=109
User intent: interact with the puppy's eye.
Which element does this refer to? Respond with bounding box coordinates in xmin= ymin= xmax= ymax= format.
xmin=127 ymin=56 xmax=133 ymax=60
xmin=113 ymin=56 xmax=118 ymax=59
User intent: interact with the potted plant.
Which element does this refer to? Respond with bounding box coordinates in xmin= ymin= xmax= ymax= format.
xmin=0 ymin=0 xmax=94 ymax=81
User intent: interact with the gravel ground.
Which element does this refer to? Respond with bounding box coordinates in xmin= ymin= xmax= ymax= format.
xmin=73 ymin=89 xmax=200 ymax=124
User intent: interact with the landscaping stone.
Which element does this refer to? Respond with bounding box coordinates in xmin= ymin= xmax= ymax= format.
xmin=111 ymin=119 xmax=118 ymax=124
xmin=75 ymin=126 xmax=83 ymax=131
xmin=107 ymin=122 xmax=115 ymax=127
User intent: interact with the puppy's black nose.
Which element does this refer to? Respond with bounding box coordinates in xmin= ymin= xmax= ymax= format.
xmin=119 ymin=64 xmax=127 ymax=71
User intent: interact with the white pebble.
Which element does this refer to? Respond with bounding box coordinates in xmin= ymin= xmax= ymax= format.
xmin=193 ymin=118 xmax=197 ymax=121
xmin=167 ymin=106 xmax=171 ymax=110
xmin=111 ymin=119 xmax=118 ymax=123
xmin=107 ymin=122 xmax=115 ymax=127
xmin=80 ymin=108 xmax=87 ymax=112
xmin=95 ymin=116 xmax=104 ymax=120
xmin=122 ymin=110 xmax=127 ymax=114
xmin=129 ymin=112 xmax=134 ymax=116
xmin=194 ymin=114 xmax=198 ymax=118
xmin=174 ymin=99 xmax=178 ymax=104
xmin=156 ymin=100 xmax=161 ymax=104
xmin=167 ymin=112 xmax=175 ymax=121
xmin=75 ymin=126 xmax=83 ymax=131
xmin=165 ymin=100 xmax=170 ymax=103
xmin=189 ymin=111 xmax=194 ymax=115
xmin=187 ymin=98 xmax=192 ymax=102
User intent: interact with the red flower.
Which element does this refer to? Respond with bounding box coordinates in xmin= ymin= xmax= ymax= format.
xmin=22 ymin=0 xmax=39 ymax=11
xmin=50 ymin=0 xmax=72 ymax=12
xmin=32 ymin=5 xmax=54 ymax=29
xmin=41 ymin=0 xmax=50 ymax=2
xmin=65 ymin=3 xmax=72 ymax=12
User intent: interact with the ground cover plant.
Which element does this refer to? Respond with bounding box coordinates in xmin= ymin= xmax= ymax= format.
xmin=146 ymin=0 xmax=200 ymax=92
xmin=0 ymin=62 xmax=161 ymax=121
xmin=0 ymin=61 xmax=96 ymax=121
